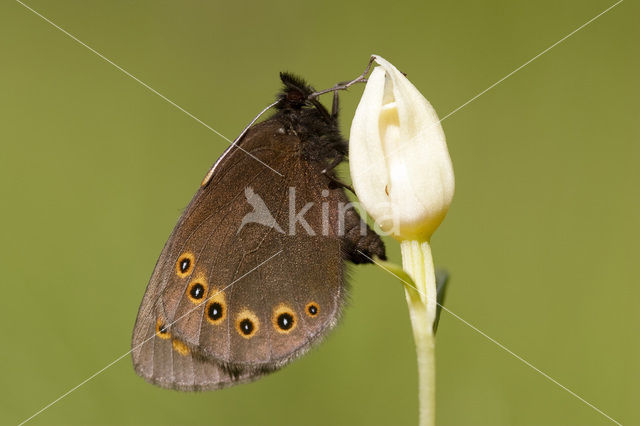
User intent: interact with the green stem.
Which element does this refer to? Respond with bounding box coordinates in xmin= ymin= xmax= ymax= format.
xmin=400 ymin=239 xmax=437 ymax=426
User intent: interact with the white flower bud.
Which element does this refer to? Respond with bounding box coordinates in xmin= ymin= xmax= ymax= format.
xmin=349 ymin=55 xmax=455 ymax=241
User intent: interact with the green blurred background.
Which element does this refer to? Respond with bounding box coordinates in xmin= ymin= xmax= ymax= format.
xmin=1 ymin=0 xmax=637 ymax=424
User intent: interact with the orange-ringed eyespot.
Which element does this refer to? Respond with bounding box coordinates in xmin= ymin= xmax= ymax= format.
xmin=305 ymin=302 xmax=319 ymax=317
xmin=205 ymin=292 xmax=227 ymax=325
xmin=179 ymin=258 xmax=190 ymax=273
xmin=156 ymin=319 xmax=171 ymax=339
xmin=239 ymin=319 xmax=254 ymax=336
xmin=190 ymin=283 xmax=205 ymax=299
xmin=186 ymin=278 xmax=208 ymax=304
xmin=175 ymin=252 xmax=195 ymax=277
xmin=236 ymin=310 xmax=259 ymax=338
xmin=277 ymin=313 xmax=294 ymax=331
xmin=272 ymin=304 xmax=297 ymax=333
xmin=208 ymin=302 xmax=223 ymax=321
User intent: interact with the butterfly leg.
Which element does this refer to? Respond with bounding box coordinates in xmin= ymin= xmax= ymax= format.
xmin=322 ymin=155 xmax=354 ymax=193
xmin=339 ymin=203 xmax=386 ymax=264
xmin=308 ymin=56 xmax=375 ymax=99
xmin=331 ymin=89 xmax=340 ymax=120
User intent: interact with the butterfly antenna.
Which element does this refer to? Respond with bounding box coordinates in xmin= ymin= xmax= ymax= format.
xmin=200 ymin=100 xmax=278 ymax=188
xmin=234 ymin=100 xmax=279 ymax=144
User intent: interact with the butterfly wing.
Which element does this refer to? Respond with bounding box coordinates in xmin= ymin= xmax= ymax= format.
xmin=132 ymin=119 xmax=352 ymax=388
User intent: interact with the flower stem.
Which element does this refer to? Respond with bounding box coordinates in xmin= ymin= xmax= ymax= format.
xmin=400 ymin=239 xmax=437 ymax=426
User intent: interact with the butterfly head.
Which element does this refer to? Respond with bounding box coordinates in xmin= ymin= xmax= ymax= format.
xmin=276 ymin=72 xmax=333 ymax=125
xmin=276 ymin=72 xmax=315 ymax=109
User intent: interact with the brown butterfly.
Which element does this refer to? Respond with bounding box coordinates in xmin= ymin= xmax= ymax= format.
xmin=131 ymin=73 xmax=386 ymax=391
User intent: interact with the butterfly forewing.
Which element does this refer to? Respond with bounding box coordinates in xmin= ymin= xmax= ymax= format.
xmin=133 ymin=120 xmax=348 ymax=387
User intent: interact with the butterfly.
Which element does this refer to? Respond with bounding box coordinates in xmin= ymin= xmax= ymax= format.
xmin=131 ymin=73 xmax=386 ymax=391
